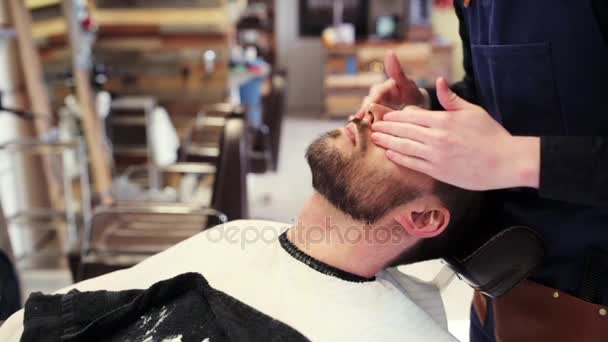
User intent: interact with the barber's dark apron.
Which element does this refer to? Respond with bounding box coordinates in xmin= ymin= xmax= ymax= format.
xmin=459 ymin=1 xmax=608 ymax=341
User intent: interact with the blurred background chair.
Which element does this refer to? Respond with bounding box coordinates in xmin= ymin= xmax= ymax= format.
xmin=76 ymin=204 xmax=226 ymax=281
xmin=70 ymin=114 xmax=248 ymax=281
xmin=258 ymin=69 xmax=287 ymax=172
xmin=105 ymin=96 xmax=158 ymax=175
xmin=0 ymin=139 xmax=92 ymax=271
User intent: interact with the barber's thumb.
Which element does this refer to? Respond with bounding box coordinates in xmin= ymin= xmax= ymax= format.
xmin=436 ymin=77 xmax=472 ymax=111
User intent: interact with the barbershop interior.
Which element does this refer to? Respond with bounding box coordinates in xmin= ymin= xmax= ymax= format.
xmin=0 ymin=0 xmax=606 ymax=341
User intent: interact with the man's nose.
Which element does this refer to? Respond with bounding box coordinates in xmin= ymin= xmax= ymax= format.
xmin=364 ymin=108 xmax=382 ymax=125
xmin=359 ymin=112 xmax=370 ymax=124
xmin=367 ymin=103 xmax=394 ymax=126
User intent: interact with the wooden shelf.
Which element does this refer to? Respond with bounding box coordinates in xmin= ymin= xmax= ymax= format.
xmin=323 ymin=39 xmax=454 ymax=118
xmin=26 ymin=0 xmax=62 ymax=10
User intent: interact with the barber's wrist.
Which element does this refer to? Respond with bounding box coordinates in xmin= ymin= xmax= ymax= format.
xmin=511 ymin=136 xmax=541 ymax=188
xmin=418 ymin=88 xmax=431 ymax=109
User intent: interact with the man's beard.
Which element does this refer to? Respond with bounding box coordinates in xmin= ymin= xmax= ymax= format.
xmin=305 ymin=122 xmax=420 ymax=223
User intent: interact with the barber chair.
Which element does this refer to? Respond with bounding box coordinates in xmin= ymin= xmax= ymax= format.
xmin=184 ymin=75 xmax=284 ymax=176
xmin=239 ymin=69 xmax=288 ymax=174
xmin=442 ymin=226 xmax=545 ymax=298
xmin=180 ymin=103 xmax=246 ymax=163
xmin=179 ymin=106 xmax=249 ymax=220
xmin=0 ymin=139 xmax=92 ymax=271
xmin=207 ymin=115 xmax=250 ymax=221
xmin=76 ymin=204 xmax=226 ymax=281
xmin=261 ymin=69 xmax=287 ymax=172
xmin=105 ymin=96 xmax=158 ymax=175
xmin=106 ymin=96 xmax=182 ymax=190
xmin=74 ymin=115 xmax=248 ymax=281
xmin=138 ymin=113 xmax=249 ymax=220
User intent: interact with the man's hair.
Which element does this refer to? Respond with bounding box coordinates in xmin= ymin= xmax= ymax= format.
xmin=391 ymin=182 xmax=483 ymax=265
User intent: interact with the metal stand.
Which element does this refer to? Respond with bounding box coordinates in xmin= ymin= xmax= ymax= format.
xmin=0 ymin=139 xmax=92 ymax=270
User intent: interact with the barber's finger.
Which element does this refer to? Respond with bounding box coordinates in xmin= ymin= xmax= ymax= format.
xmin=367 ymin=82 xmax=395 ymax=108
xmin=371 ymin=121 xmax=433 ymax=144
xmin=385 ymin=150 xmax=434 ymax=175
xmin=385 ymin=51 xmax=409 ymax=88
xmin=355 ymin=96 xmax=374 ymax=119
xmin=384 ymin=107 xmax=445 ymax=128
xmin=356 ymin=79 xmax=400 ymax=118
xmin=354 ymin=111 xmax=366 ymax=120
xmin=356 ymin=92 xmax=390 ymax=119
xmin=371 ymin=132 xmax=432 ymax=160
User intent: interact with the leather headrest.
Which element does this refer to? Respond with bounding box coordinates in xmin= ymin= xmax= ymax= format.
xmin=443 ymin=226 xmax=545 ymax=298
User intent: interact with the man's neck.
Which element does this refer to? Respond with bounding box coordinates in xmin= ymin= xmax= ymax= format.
xmin=287 ymin=192 xmax=413 ymax=278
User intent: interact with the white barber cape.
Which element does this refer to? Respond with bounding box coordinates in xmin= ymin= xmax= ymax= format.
xmin=0 ymin=220 xmax=457 ymax=342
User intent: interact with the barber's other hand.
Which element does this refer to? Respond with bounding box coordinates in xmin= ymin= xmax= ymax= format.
xmin=355 ymin=51 xmax=428 ymax=119
xmin=370 ymin=78 xmax=540 ymax=191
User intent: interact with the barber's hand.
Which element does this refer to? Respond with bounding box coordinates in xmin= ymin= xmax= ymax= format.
xmin=370 ymin=78 xmax=540 ymax=191
xmin=355 ymin=51 xmax=428 ymax=119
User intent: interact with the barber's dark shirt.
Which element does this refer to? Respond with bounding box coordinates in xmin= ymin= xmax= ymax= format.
xmin=424 ymin=0 xmax=608 ymax=301
xmin=426 ymin=1 xmax=608 ymax=207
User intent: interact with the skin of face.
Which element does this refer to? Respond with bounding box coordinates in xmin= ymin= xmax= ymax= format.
xmin=333 ymin=113 xmax=435 ymax=195
xmin=306 ymin=112 xmax=436 ymax=223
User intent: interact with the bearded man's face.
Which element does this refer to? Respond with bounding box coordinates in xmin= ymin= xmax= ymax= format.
xmin=305 ymin=113 xmax=435 ymax=223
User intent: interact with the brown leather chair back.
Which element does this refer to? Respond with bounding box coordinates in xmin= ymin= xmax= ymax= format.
xmin=179 ymin=105 xmax=249 ymax=222
xmin=210 ymin=115 xmax=249 ymax=222
xmin=263 ymin=70 xmax=287 ymax=172
xmin=180 ymin=104 xmax=245 ymax=164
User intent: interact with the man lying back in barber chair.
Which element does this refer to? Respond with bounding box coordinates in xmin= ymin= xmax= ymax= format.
xmin=2 ymin=107 xmax=515 ymax=342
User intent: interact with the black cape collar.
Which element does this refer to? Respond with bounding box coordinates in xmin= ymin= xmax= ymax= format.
xmin=279 ymin=231 xmax=376 ymax=283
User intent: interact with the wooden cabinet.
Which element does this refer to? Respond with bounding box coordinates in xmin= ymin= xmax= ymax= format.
xmin=323 ymin=40 xmax=453 ymax=118
xmin=29 ymin=0 xmax=235 ymax=112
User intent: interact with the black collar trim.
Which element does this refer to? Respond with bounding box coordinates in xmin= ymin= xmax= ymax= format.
xmin=279 ymin=232 xmax=376 ymax=283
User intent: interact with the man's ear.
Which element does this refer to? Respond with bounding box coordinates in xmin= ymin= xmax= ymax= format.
xmin=394 ymin=201 xmax=450 ymax=238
